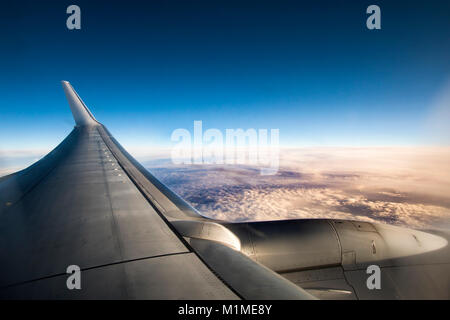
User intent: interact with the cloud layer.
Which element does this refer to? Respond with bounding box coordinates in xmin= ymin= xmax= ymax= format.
xmin=146 ymin=147 xmax=450 ymax=230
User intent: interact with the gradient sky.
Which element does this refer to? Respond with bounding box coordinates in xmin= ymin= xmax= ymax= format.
xmin=1 ymin=0 xmax=449 ymax=151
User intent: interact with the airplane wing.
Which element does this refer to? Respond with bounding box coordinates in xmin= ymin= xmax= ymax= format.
xmin=1 ymin=81 xmax=449 ymax=300
xmin=0 ymin=81 xmax=314 ymax=299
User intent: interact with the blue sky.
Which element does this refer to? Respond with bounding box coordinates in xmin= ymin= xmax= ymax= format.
xmin=0 ymin=0 xmax=449 ymax=151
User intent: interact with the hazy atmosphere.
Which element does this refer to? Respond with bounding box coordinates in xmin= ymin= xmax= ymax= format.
xmin=2 ymin=146 xmax=450 ymax=230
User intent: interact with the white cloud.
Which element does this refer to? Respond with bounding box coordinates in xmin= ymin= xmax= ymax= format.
xmin=146 ymin=147 xmax=450 ymax=230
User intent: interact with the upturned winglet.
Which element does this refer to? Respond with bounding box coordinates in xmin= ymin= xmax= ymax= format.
xmin=62 ymin=81 xmax=98 ymax=126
